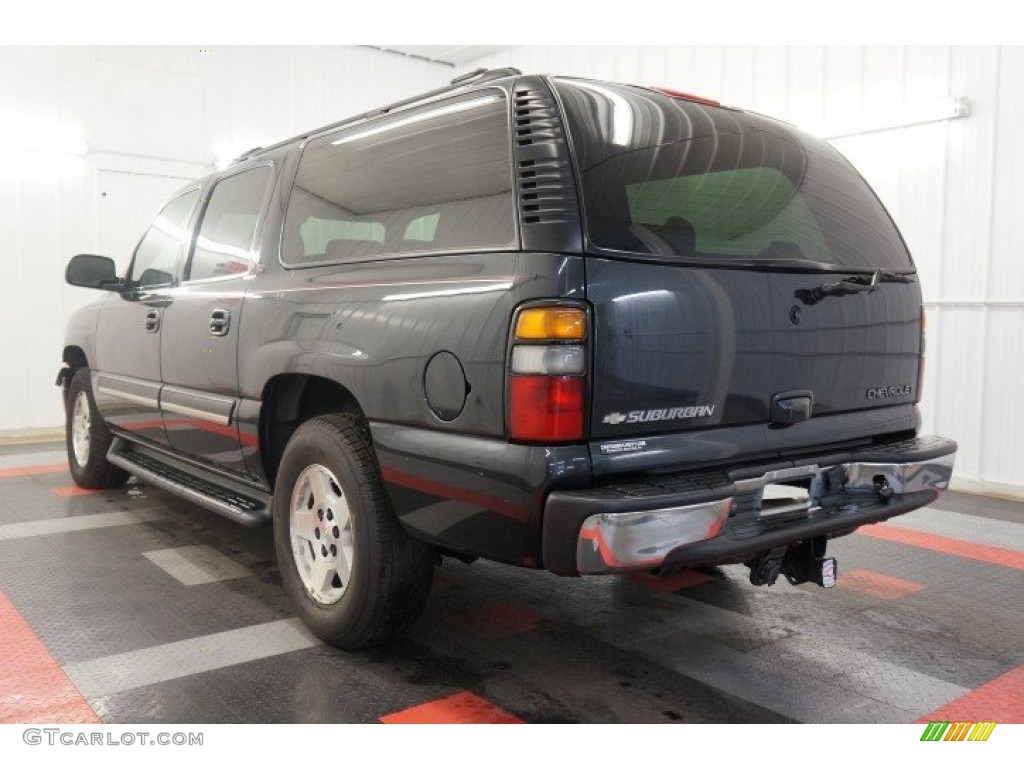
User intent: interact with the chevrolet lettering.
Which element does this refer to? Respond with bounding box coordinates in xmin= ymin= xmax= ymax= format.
xmin=867 ymin=385 xmax=916 ymax=400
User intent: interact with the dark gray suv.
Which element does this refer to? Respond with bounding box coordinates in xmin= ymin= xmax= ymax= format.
xmin=58 ymin=68 xmax=957 ymax=648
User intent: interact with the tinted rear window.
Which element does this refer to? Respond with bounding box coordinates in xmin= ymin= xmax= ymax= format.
xmin=554 ymin=78 xmax=912 ymax=271
xmin=282 ymin=91 xmax=516 ymax=265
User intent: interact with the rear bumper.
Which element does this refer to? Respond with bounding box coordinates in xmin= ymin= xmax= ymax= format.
xmin=542 ymin=435 xmax=957 ymax=576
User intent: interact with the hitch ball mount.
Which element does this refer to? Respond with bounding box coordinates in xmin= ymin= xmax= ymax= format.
xmin=747 ymin=538 xmax=836 ymax=588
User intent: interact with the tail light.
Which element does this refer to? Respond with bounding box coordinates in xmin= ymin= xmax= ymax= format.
xmin=916 ymin=306 xmax=926 ymax=402
xmin=508 ymin=304 xmax=588 ymax=443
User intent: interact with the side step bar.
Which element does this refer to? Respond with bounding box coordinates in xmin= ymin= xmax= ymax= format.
xmin=107 ymin=437 xmax=272 ymax=527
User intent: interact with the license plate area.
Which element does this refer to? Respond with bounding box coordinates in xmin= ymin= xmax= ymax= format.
xmin=754 ymin=465 xmax=822 ymax=520
xmin=759 ymin=484 xmax=811 ymax=518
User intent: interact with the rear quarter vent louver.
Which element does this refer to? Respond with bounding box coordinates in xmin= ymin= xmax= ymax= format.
xmin=512 ymin=79 xmax=581 ymax=248
xmin=514 ymin=87 xmax=562 ymax=147
xmin=517 ymin=157 xmax=578 ymax=225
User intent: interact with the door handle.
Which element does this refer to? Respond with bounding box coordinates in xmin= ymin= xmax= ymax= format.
xmin=144 ymin=309 xmax=161 ymax=333
xmin=209 ymin=308 xmax=231 ymax=337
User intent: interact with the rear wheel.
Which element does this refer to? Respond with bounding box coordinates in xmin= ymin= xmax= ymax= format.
xmin=65 ymin=368 xmax=129 ymax=489
xmin=273 ymin=414 xmax=435 ymax=649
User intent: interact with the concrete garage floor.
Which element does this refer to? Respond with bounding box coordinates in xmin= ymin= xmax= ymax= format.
xmin=0 ymin=440 xmax=1021 ymax=725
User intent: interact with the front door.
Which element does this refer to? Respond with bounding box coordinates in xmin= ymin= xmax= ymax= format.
xmin=159 ymin=164 xmax=275 ymax=477
xmin=94 ymin=185 xmax=200 ymax=445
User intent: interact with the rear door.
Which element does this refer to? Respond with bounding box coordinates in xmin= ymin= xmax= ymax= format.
xmin=553 ymin=79 xmax=922 ymax=461
xmin=158 ymin=163 xmax=275 ymax=476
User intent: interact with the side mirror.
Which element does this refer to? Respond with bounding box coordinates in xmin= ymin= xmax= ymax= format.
xmin=66 ymin=254 xmax=122 ymax=291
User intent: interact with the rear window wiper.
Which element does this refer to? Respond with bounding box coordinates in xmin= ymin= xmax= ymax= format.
xmin=795 ymin=270 xmax=914 ymax=306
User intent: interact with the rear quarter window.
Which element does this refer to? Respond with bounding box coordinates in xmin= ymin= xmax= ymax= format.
xmin=282 ymin=91 xmax=516 ymax=266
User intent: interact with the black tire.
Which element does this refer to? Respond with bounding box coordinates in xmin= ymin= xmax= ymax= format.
xmin=65 ymin=368 xmax=130 ymax=490
xmin=273 ymin=413 xmax=435 ymax=649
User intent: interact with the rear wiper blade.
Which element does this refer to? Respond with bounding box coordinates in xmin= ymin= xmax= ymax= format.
xmin=795 ymin=270 xmax=914 ymax=306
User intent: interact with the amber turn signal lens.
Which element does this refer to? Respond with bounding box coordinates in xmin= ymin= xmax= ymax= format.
xmin=515 ymin=307 xmax=586 ymax=340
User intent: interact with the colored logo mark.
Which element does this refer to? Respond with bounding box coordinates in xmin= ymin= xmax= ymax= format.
xmin=920 ymin=721 xmax=997 ymax=741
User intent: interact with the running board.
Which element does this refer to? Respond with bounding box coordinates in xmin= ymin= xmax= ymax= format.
xmin=107 ymin=437 xmax=272 ymax=527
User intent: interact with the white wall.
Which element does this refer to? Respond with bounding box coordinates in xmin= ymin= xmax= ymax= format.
xmin=0 ymin=46 xmax=451 ymax=436
xmin=457 ymin=46 xmax=1024 ymax=496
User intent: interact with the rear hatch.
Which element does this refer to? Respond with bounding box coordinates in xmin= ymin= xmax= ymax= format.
xmin=552 ymin=79 xmax=922 ymax=465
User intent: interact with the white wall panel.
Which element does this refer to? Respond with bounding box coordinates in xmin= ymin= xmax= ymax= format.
xmin=751 ymin=47 xmax=788 ymax=117
xmin=932 ymin=306 xmax=986 ymax=479
xmin=721 ymin=46 xmax=755 ymax=107
xmin=941 ymin=47 xmax=998 ymax=303
xmin=459 ymin=46 xmax=1024 ymax=494
xmin=785 ymin=46 xmax=826 ymax=125
xmin=990 ymin=46 xmax=1024 ymax=301
xmin=823 ymin=46 xmax=864 ymax=116
xmin=980 ymin=309 xmax=1024 ymax=486
xmin=0 ymin=46 xmax=450 ymax=436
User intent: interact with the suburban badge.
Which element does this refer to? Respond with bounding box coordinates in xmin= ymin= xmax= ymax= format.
xmin=602 ymin=405 xmax=716 ymax=425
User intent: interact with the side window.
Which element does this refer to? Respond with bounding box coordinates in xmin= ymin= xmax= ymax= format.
xmin=187 ymin=166 xmax=272 ymax=282
xmin=129 ymin=189 xmax=199 ymax=288
xmin=282 ymin=91 xmax=515 ymax=265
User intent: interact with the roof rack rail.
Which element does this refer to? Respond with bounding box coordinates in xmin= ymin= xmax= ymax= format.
xmin=450 ymin=66 xmax=521 ymax=86
xmin=233 ymin=67 xmax=522 ymax=164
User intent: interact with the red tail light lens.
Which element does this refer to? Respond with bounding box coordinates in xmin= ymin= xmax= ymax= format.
xmin=508 ymin=375 xmax=585 ymax=442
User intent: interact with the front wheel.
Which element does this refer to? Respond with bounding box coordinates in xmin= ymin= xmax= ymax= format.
xmin=65 ymin=368 xmax=129 ymax=489
xmin=273 ymin=414 xmax=435 ymax=649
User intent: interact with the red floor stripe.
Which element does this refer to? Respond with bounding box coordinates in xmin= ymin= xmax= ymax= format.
xmin=858 ymin=524 xmax=1024 ymax=570
xmin=51 ymin=486 xmax=99 ymax=497
xmin=0 ymin=463 xmax=69 ymax=479
xmin=0 ymin=592 xmax=100 ymax=724
xmin=447 ymin=604 xmax=541 ymax=640
xmin=626 ymin=569 xmax=716 ymax=592
xmin=916 ymin=666 xmax=1024 ymax=724
xmin=839 ymin=569 xmax=925 ymax=600
xmin=380 ymin=691 xmax=524 ymax=724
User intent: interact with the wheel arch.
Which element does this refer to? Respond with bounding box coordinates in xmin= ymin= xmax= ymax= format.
xmin=258 ymin=373 xmax=366 ymax=488
xmin=59 ymin=345 xmax=91 ymax=402
xmin=63 ymin=345 xmax=89 ymax=370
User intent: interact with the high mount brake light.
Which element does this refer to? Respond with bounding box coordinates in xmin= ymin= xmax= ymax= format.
xmin=651 ymin=87 xmax=721 ymax=107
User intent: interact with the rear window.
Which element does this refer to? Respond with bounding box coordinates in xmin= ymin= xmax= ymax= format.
xmin=282 ymin=91 xmax=516 ymax=265
xmin=554 ymin=78 xmax=912 ymax=271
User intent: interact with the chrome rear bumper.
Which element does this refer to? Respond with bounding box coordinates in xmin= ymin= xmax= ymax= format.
xmin=551 ymin=435 xmax=957 ymax=576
